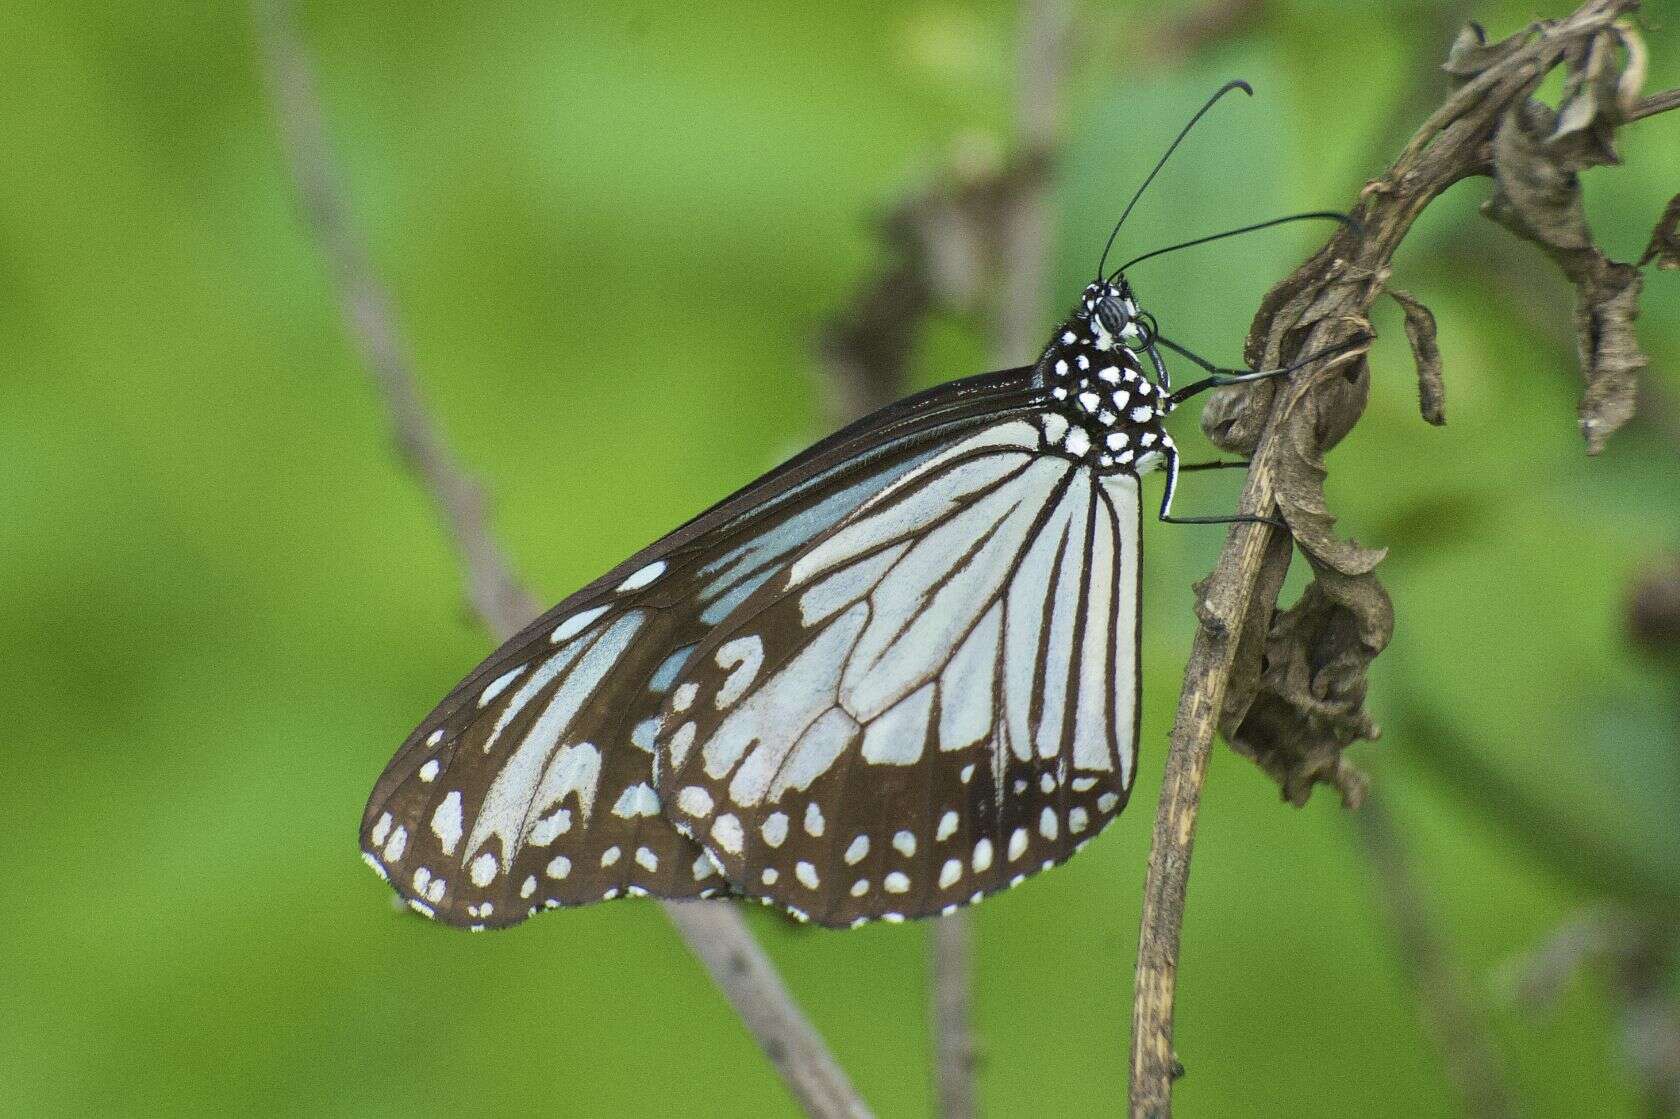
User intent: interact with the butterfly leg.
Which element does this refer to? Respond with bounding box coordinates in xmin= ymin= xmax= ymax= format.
xmin=1140 ymin=323 xmax=1171 ymax=393
xmin=1158 ymin=333 xmax=1368 ymax=407
xmin=1156 ymin=439 xmax=1285 ymax=529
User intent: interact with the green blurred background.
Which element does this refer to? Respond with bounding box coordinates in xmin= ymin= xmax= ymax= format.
xmin=3 ymin=1 xmax=1678 ymax=1115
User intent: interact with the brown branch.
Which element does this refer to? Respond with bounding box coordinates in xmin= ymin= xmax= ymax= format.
xmin=1129 ymin=2 xmax=1659 ymax=1113
xmin=251 ymin=4 xmax=869 ymax=1116
xmin=1629 ymin=85 xmax=1680 ymax=122
xmin=1507 ymin=909 xmax=1680 ymax=1114
xmin=1352 ymin=793 xmax=1521 ymax=1118
xmin=930 ymin=916 xmax=979 ymax=1119
xmin=1133 ymin=0 xmax=1269 ymax=69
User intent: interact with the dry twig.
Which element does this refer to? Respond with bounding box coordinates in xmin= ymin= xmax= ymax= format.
xmin=251 ymin=3 xmax=869 ymax=1116
xmin=1130 ymin=2 xmax=1678 ymax=1112
xmin=1352 ymin=794 xmax=1521 ymax=1118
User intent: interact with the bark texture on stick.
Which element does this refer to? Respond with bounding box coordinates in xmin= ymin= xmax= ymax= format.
xmin=252 ymin=4 xmax=869 ymax=1116
xmin=1130 ymin=2 xmax=1672 ymax=1113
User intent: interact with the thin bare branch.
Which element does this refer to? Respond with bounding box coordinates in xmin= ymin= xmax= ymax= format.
xmin=992 ymin=0 xmax=1071 ymax=368
xmin=929 ymin=8 xmax=1076 ymax=1118
xmin=251 ymin=4 xmax=869 ymax=1115
xmin=930 ymin=915 xmax=980 ymax=1119
xmin=1134 ymin=0 xmax=1269 ymax=69
xmin=1130 ymin=2 xmax=1658 ymax=1113
xmin=1628 ymin=85 xmax=1680 ymax=122
xmin=1353 ymin=793 xmax=1521 ymax=1119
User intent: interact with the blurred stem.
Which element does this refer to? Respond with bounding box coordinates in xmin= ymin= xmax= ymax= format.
xmin=1352 ymin=793 xmax=1521 ymax=1119
xmin=991 ymin=0 xmax=1070 ymax=369
xmin=926 ymin=7 xmax=1073 ymax=1118
xmin=251 ymin=3 xmax=870 ymax=1116
xmin=931 ymin=915 xmax=979 ymax=1119
xmin=1395 ymin=706 xmax=1680 ymax=916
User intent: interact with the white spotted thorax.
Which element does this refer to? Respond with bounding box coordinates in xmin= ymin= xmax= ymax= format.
xmin=1035 ymin=279 xmax=1174 ymax=476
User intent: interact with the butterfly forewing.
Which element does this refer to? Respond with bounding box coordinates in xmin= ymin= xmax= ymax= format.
xmin=361 ymin=368 xmax=1047 ymax=928
xmin=655 ymin=417 xmax=1142 ymax=927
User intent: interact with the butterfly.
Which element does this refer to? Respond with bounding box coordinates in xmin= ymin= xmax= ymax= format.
xmin=359 ymin=81 xmax=1355 ymax=930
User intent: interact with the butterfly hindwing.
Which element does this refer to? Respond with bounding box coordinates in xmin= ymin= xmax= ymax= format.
xmin=361 ymin=369 xmax=1046 ymax=928
xmin=656 ymin=417 xmax=1142 ymax=927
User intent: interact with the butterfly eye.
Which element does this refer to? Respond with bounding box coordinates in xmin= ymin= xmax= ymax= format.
xmin=1095 ymin=297 xmax=1129 ymax=336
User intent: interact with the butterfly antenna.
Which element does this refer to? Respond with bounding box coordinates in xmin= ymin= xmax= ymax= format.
xmin=1094 ymin=78 xmax=1254 ymax=281
xmin=1114 ymin=211 xmax=1359 ymax=276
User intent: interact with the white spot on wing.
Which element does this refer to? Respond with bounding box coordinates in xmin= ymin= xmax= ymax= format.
xmin=551 ymin=605 xmax=608 ymax=643
xmin=845 ymin=835 xmax=869 ymax=864
xmin=418 ymin=759 xmax=440 ymax=783
xmin=617 ymin=560 xmax=666 ymax=592
xmin=893 ymin=830 xmax=916 ymax=857
xmin=972 ymin=838 xmax=993 ymax=873
xmin=804 ymin=802 xmax=825 ymax=837
xmin=711 ymin=813 xmax=744 ymax=855
xmin=939 ymin=859 xmax=962 ymax=889
xmin=713 ymin=635 xmax=764 ymax=709
xmin=546 ymin=855 xmax=571 ymax=879
xmin=936 ymin=810 xmax=958 ymax=842
xmin=761 ymin=812 xmax=788 ymax=848
xmin=528 ymin=807 xmax=571 ymax=846
xmin=432 ymin=791 xmax=464 ymax=856
xmin=611 ymin=782 xmax=661 ymax=819
xmin=470 ymin=851 xmax=498 ymax=887
xmin=795 ymin=861 xmax=819 ymax=889
xmin=630 ymin=717 xmax=660 ymax=753
xmin=478 ymin=665 xmax=526 ymax=709
xmin=676 ymin=786 xmax=714 ymax=817
xmin=884 ymin=871 xmax=910 ymax=894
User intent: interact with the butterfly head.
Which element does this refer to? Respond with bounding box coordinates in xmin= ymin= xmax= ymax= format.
xmin=1077 ymin=279 xmax=1150 ymax=353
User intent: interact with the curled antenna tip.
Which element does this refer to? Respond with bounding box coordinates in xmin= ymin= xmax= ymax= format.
xmin=1229 ymin=79 xmax=1255 ymax=96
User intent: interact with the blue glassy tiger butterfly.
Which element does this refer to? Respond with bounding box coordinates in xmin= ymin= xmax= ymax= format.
xmin=360 ymin=80 xmax=1357 ymax=929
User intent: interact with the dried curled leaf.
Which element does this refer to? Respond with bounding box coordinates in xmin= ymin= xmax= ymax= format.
xmin=1443 ymin=20 xmax=1533 ymax=80
xmin=1388 ymin=288 xmax=1446 ymax=426
xmin=1220 ymin=565 xmax=1389 ymax=808
xmin=1484 ymin=93 xmax=1648 ymax=453
xmin=1639 ymin=194 xmax=1680 ymax=270
xmin=1273 ymin=374 xmax=1387 ymax=578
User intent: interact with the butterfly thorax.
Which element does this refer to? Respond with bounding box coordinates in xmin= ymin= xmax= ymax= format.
xmin=1033 ymin=280 xmax=1174 ymax=477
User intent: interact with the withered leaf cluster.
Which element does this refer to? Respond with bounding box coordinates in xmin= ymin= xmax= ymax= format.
xmin=1196 ymin=1 xmax=1667 ymax=805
